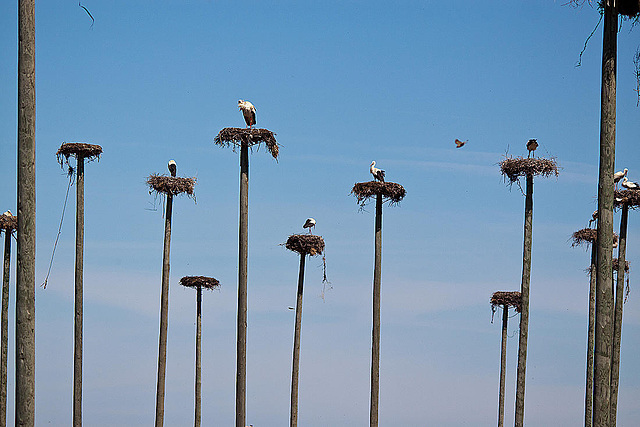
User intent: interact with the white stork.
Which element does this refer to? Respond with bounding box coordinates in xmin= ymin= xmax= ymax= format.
xmin=588 ymin=210 xmax=598 ymax=227
xmin=2 ymin=210 xmax=11 ymax=217
xmin=527 ymin=139 xmax=538 ymax=158
xmin=614 ymin=168 xmax=628 ymax=189
xmin=168 ymin=159 xmax=177 ymax=176
xmin=303 ymin=218 xmax=316 ymax=234
xmin=370 ymin=161 xmax=385 ymax=182
xmin=238 ymin=100 xmax=256 ymax=128
xmin=621 ymin=177 xmax=640 ymax=190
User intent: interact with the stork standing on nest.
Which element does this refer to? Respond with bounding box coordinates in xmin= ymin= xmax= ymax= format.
xmin=621 ymin=177 xmax=640 ymax=190
xmin=614 ymin=168 xmax=628 ymax=189
xmin=589 ymin=210 xmax=598 ymax=227
xmin=238 ymin=100 xmax=256 ymax=128
xmin=370 ymin=161 xmax=385 ymax=182
xmin=303 ymin=218 xmax=316 ymax=234
xmin=526 ymin=139 xmax=538 ymax=158
xmin=2 ymin=211 xmax=11 ymax=217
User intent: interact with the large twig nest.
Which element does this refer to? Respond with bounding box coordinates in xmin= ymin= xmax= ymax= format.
xmin=571 ymin=228 xmax=618 ymax=247
xmin=491 ymin=291 xmax=522 ymax=313
xmin=179 ymin=276 xmax=220 ymax=290
xmin=568 ymin=0 xmax=639 ymax=17
xmin=614 ymin=189 xmax=640 ymax=209
xmin=214 ymin=127 xmax=279 ymax=160
xmin=351 ymin=181 xmax=406 ymax=208
xmin=146 ymin=174 xmax=196 ymax=198
xmin=500 ymin=157 xmax=559 ymax=183
xmin=285 ymin=234 xmax=325 ymax=256
xmin=0 ymin=212 xmax=17 ymax=231
xmin=56 ymin=142 xmax=103 ymax=167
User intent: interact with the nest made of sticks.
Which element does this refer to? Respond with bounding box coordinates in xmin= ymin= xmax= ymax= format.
xmin=56 ymin=142 xmax=103 ymax=167
xmin=179 ymin=276 xmax=220 ymax=290
xmin=572 ymin=228 xmax=619 ymax=247
xmin=500 ymin=157 xmax=559 ymax=183
xmin=614 ymin=189 xmax=640 ymax=208
xmin=146 ymin=174 xmax=196 ymax=198
xmin=351 ymin=181 xmax=406 ymax=208
xmin=214 ymin=127 xmax=279 ymax=160
xmin=0 ymin=213 xmax=17 ymax=231
xmin=568 ymin=0 xmax=639 ymax=17
xmin=285 ymin=234 xmax=325 ymax=256
xmin=490 ymin=291 xmax=522 ymax=313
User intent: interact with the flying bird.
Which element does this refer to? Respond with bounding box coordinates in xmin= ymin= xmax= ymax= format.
xmin=455 ymin=139 xmax=467 ymax=148
xmin=621 ymin=177 xmax=640 ymax=190
xmin=238 ymin=100 xmax=256 ymax=128
xmin=527 ymin=139 xmax=538 ymax=158
xmin=303 ymin=218 xmax=316 ymax=234
xmin=614 ymin=168 xmax=628 ymax=189
xmin=370 ymin=161 xmax=385 ymax=182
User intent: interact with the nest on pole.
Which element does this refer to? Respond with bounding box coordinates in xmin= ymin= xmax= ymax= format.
xmin=499 ymin=156 xmax=559 ymax=184
xmin=614 ymin=189 xmax=640 ymax=209
xmin=56 ymin=142 xmax=103 ymax=167
xmin=214 ymin=127 xmax=279 ymax=160
xmin=491 ymin=291 xmax=522 ymax=313
xmin=571 ymin=228 xmax=619 ymax=247
xmin=0 ymin=213 xmax=17 ymax=231
xmin=285 ymin=234 xmax=325 ymax=256
xmin=351 ymin=181 xmax=406 ymax=208
xmin=568 ymin=0 xmax=639 ymax=17
xmin=146 ymin=174 xmax=196 ymax=199
xmin=179 ymin=276 xmax=220 ymax=290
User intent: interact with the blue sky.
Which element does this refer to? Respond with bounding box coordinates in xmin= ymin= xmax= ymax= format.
xmin=1 ymin=1 xmax=640 ymax=425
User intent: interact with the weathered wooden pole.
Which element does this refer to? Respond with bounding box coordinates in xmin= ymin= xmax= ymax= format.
xmin=290 ymin=253 xmax=306 ymax=427
xmin=236 ymin=141 xmax=249 ymax=427
xmin=610 ymin=201 xmax=628 ymax=425
xmin=498 ymin=304 xmax=508 ymax=427
xmin=370 ymin=193 xmax=382 ymax=427
xmin=586 ymin=240 xmax=596 ymax=427
xmin=593 ymin=3 xmax=617 ymax=426
xmin=16 ymin=0 xmax=36 ymax=424
xmin=0 ymin=213 xmax=16 ymax=427
xmin=73 ymin=155 xmax=84 ymax=427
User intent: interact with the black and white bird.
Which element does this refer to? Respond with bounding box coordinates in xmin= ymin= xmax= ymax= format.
xmin=2 ymin=210 xmax=11 ymax=217
xmin=370 ymin=161 xmax=385 ymax=182
xmin=614 ymin=168 xmax=628 ymax=189
xmin=168 ymin=159 xmax=177 ymax=176
xmin=589 ymin=210 xmax=598 ymax=227
xmin=527 ymin=139 xmax=538 ymax=158
xmin=621 ymin=177 xmax=640 ymax=190
xmin=303 ymin=218 xmax=316 ymax=234
xmin=238 ymin=100 xmax=256 ymax=128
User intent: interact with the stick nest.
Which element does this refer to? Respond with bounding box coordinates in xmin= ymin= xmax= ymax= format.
xmin=614 ymin=189 xmax=640 ymax=208
xmin=146 ymin=174 xmax=196 ymax=198
xmin=285 ymin=234 xmax=325 ymax=256
xmin=0 ymin=213 xmax=17 ymax=231
xmin=214 ymin=127 xmax=279 ymax=160
xmin=179 ymin=276 xmax=220 ymax=290
xmin=56 ymin=142 xmax=103 ymax=167
xmin=351 ymin=181 xmax=406 ymax=208
xmin=491 ymin=291 xmax=522 ymax=313
xmin=572 ymin=228 xmax=618 ymax=247
xmin=568 ymin=0 xmax=639 ymax=17
xmin=499 ymin=157 xmax=559 ymax=183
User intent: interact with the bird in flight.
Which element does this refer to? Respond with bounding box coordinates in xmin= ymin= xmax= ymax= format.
xmin=370 ymin=161 xmax=385 ymax=182
xmin=455 ymin=139 xmax=467 ymax=148
xmin=303 ymin=218 xmax=316 ymax=234
xmin=238 ymin=100 xmax=256 ymax=128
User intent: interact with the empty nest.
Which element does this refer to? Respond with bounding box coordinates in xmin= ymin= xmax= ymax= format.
xmin=147 ymin=174 xmax=196 ymax=198
xmin=567 ymin=0 xmax=639 ymax=17
xmin=0 ymin=213 xmax=17 ymax=231
xmin=179 ymin=276 xmax=220 ymax=290
xmin=214 ymin=127 xmax=279 ymax=160
xmin=614 ymin=189 xmax=640 ymax=208
xmin=491 ymin=291 xmax=522 ymax=313
xmin=56 ymin=142 xmax=103 ymax=167
xmin=500 ymin=157 xmax=559 ymax=183
xmin=351 ymin=181 xmax=406 ymax=208
xmin=286 ymin=234 xmax=325 ymax=256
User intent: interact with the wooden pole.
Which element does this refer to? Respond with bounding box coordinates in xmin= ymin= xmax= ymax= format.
xmin=194 ymin=284 xmax=202 ymax=427
xmin=16 ymin=0 xmax=36 ymax=424
xmin=290 ymin=253 xmax=306 ymax=427
xmin=73 ymin=156 xmax=85 ymax=427
xmin=370 ymin=193 xmax=383 ymax=427
xmin=514 ymin=173 xmax=533 ymax=427
xmin=593 ymin=4 xmax=616 ymax=426
xmin=1 ymin=230 xmax=11 ymax=427
xmin=497 ymin=304 xmax=508 ymax=427
xmin=610 ymin=202 xmax=628 ymax=425
xmin=236 ymin=141 xmax=249 ymax=427
xmin=154 ymin=163 xmax=176 ymax=427
xmin=585 ymin=243 xmax=596 ymax=427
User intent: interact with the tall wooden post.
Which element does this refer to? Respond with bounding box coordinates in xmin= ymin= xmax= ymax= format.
xmin=16 ymin=0 xmax=36 ymax=424
xmin=154 ymin=163 xmax=176 ymax=427
xmin=370 ymin=193 xmax=383 ymax=427
xmin=514 ymin=173 xmax=533 ymax=427
xmin=1 ymin=228 xmax=12 ymax=427
xmin=610 ymin=202 xmax=628 ymax=425
xmin=73 ymin=156 xmax=85 ymax=427
xmin=593 ymin=3 xmax=617 ymax=426
xmin=194 ymin=284 xmax=202 ymax=427
xmin=290 ymin=253 xmax=306 ymax=427
xmin=498 ymin=304 xmax=508 ymax=427
xmin=236 ymin=141 xmax=249 ymax=427
xmin=585 ymin=243 xmax=596 ymax=427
